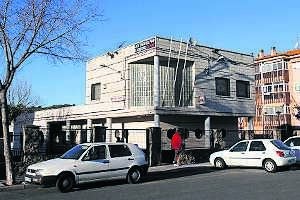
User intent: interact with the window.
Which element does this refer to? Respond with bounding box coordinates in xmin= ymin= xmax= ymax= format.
xmin=83 ymin=145 xmax=106 ymax=161
xmin=230 ymin=141 xmax=248 ymax=152
xmin=295 ymin=83 xmax=300 ymax=92
xmin=271 ymin=140 xmax=290 ymax=150
xmin=249 ymin=141 xmax=266 ymax=151
xmin=215 ymin=77 xmax=230 ymax=96
xmin=130 ymin=61 xmax=193 ymax=107
xmin=285 ymin=138 xmax=300 ymax=147
xmin=60 ymin=144 xmax=90 ymax=160
xmin=109 ymin=144 xmax=132 ymax=158
xmin=236 ymin=80 xmax=250 ymax=98
xmin=91 ymin=83 xmax=101 ymax=101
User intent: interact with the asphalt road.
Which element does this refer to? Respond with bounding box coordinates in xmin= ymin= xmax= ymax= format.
xmin=1 ymin=166 xmax=300 ymax=200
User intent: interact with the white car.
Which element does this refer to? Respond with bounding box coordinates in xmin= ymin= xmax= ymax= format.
xmin=25 ymin=143 xmax=148 ymax=192
xmin=209 ymin=139 xmax=296 ymax=172
xmin=284 ymin=136 xmax=300 ymax=163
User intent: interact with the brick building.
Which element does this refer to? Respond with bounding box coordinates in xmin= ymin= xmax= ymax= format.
xmin=254 ymin=47 xmax=300 ymax=139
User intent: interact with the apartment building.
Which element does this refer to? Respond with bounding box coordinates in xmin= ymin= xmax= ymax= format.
xmin=254 ymin=47 xmax=300 ymax=138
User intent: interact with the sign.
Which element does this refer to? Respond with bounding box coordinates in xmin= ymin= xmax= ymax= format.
xmin=135 ymin=38 xmax=156 ymax=53
xmin=111 ymin=96 xmax=125 ymax=102
xmin=197 ymin=96 xmax=206 ymax=105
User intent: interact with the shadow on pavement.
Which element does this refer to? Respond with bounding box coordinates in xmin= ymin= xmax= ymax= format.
xmin=143 ymin=166 xmax=216 ymax=182
xmin=73 ymin=165 xmax=217 ymax=192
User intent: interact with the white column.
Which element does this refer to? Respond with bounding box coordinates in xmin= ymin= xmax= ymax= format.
xmin=153 ymin=55 xmax=160 ymax=127
xmin=87 ymin=119 xmax=92 ymax=142
xmin=106 ymin=118 xmax=112 ymax=142
xmin=76 ymin=125 xmax=82 ymax=144
xmin=66 ymin=120 xmax=71 ymax=142
xmin=247 ymin=117 xmax=253 ymax=140
xmin=204 ymin=116 xmax=211 ymax=148
xmin=247 ymin=117 xmax=253 ymax=130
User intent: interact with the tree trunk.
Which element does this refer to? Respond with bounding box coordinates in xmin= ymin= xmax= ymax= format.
xmin=0 ymin=89 xmax=14 ymax=185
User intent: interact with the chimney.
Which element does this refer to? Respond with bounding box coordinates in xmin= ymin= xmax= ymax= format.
xmin=270 ymin=47 xmax=277 ymax=56
xmin=258 ymin=49 xmax=264 ymax=58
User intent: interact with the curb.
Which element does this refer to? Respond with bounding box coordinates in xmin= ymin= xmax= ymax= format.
xmin=0 ymin=183 xmax=39 ymax=192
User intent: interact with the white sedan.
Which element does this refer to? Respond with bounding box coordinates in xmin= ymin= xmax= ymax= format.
xmin=25 ymin=143 xmax=148 ymax=192
xmin=209 ymin=139 xmax=296 ymax=172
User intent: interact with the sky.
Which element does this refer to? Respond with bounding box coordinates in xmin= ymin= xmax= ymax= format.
xmin=15 ymin=0 xmax=300 ymax=106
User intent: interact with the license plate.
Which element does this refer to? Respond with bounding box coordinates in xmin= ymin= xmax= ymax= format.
xmin=25 ymin=176 xmax=32 ymax=183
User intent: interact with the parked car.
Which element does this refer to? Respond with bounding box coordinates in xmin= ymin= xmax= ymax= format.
xmin=25 ymin=143 xmax=148 ymax=192
xmin=284 ymin=136 xmax=300 ymax=163
xmin=209 ymin=139 xmax=296 ymax=173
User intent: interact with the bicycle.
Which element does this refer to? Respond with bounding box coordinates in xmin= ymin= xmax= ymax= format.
xmin=177 ymin=150 xmax=195 ymax=165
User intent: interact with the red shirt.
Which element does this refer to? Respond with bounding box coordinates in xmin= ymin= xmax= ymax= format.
xmin=171 ymin=132 xmax=182 ymax=150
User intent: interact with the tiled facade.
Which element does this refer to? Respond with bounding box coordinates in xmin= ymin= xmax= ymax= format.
xmin=254 ymin=48 xmax=300 ymax=135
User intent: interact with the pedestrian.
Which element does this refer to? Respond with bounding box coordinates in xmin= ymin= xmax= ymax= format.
xmin=171 ymin=129 xmax=183 ymax=166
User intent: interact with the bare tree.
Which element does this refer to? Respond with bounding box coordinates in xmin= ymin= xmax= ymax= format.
xmin=7 ymin=80 xmax=39 ymax=123
xmin=0 ymin=0 xmax=100 ymax=185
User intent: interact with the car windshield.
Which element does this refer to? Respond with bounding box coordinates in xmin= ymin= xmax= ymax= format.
xmin=60 ymin=144 xmax=90 ymax=159
xmin=271 ymin=140 xmax=290 ymax=150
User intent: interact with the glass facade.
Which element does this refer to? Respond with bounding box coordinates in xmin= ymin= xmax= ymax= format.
xmin=129 ymin=60 xmax=193 ymax=107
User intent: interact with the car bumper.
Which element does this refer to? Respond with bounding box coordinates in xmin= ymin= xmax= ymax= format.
xmin=25 ymin=174 xmax=56 ymax=186
xmin=276 ymin=157 xmax=296 ymax=166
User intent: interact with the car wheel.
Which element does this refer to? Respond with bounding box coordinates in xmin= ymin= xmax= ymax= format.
xmin=56 ymin=174 xmax=74 ymax=193
xmin=263 ymin=159 xmax=277 ymax=173
xmin=127 ymin=167 xmax=141 ymax=184
xmin=214 ymin=158 xmax=226 ymax=169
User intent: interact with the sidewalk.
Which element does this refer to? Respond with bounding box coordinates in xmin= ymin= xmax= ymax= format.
xmin=0 ymin=162 xmax=211 ymax=192
xmin=149 ymin=162 xmax=211 ymax=173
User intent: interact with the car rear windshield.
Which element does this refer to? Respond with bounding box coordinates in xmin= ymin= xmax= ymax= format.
xmin=271 ymin=140 xmax=290 ymax=150
xmin=60 ymin=144 xmax=90 ymax=159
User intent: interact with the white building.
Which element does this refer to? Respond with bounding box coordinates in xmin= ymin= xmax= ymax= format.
xmin=13 ymin=36 xmax=255 ymax=154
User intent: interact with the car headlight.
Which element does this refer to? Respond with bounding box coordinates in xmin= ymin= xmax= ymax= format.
xmin=35 ymin=169 xmax=44 ymax=176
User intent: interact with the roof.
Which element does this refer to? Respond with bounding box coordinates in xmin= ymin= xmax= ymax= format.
xmin=89 ymin=35 xmax=254 ymax=61
xmin=255 ymin=49 xmax=300 ymax=61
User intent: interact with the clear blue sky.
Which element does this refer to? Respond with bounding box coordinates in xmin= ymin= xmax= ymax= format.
xmin=16 ymin=0 xmax=300 ymax=106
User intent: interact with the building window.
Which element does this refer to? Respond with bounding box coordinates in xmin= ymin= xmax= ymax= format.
xmin=130 ymin=61 xmax=193 ymax=107
xmin=130 ymin=63 xmax=153 ymax=107
xmin=91 ymin=83 xmax=101 ymax=100
xmin=295 ymin=82 xmax=300 ymax=92
xmin=236 ymin=80 xmax=250 ymax=98
xmin=160 ymin=60 xmax=193 ymax=107
xmin=215 ymin=77 xmax=230 ymax=96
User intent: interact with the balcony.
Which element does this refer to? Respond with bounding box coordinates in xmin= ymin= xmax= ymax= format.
xmin=255 ymin=70 xmax=289 ymax=85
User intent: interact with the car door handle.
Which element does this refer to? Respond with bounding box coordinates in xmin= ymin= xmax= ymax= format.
xmin=128 ymin=158 xmax=134 ymax=160
xmin=241 ymin=153 xmax=245 ymax=154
